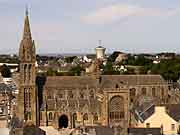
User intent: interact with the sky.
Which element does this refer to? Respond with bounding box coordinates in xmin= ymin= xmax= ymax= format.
xmin=0 ymin=0 xmax=180 ymax=54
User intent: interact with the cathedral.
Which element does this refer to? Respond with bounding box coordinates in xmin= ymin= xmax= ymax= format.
xmin=17 ymin=10 xmax=171 ymax=133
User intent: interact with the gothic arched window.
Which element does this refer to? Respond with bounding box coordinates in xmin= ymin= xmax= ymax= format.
xmin=79 ymin=91 xmax=84 ymax=99
xmin=83 ymin=113 xmax=88 ymax=121
xmin=94 ymin=113 xmax=98 ymax=121
xmin=59 ymin=93 xmax=63 ymax=99
xmin=109 ymin=96 xmax=124 ymax=120
xmin=24 ymin=64 xmax=27 ymax=83
xmin=68 ymin=91 xmax=73 ymax=99
xmin=22 ymin=46 xmax=25 ymax=58
xmin=142 ymin=87 xmax=147 ymax=95
xmin=28 ymin=64 xmax=31 ymax=83
xmin=28 ymin=112 xmax=32 ymax=120
xmin=40 ymin=112 xmax=42 ymax=120
xmin=73 ymin=113 xmax=77 ymax=121
xmin=47 ymin=93 xmax=52 ymax=99
xmin=89 ymin=90 xmax=94 ymax=99
xmin=161 ymin=88 xmax=165 ymax=97
xmin=152 ymin=87 xmax=156 ymax=97
xmin=49 ymin=112 xmax=53 ymax=120
xmin=130 ymin=88 xmax=136 ymax=97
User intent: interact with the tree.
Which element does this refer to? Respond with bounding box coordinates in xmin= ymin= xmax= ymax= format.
xmin=65 ymin=56 xmax=77 ymax=63
xmin=108 ymin=51 xmax=122 ymax=62
xmin=70 ymin=65 xmax=84 ymax=76
xmin=0 ymin=64 xmax=12 ymax=77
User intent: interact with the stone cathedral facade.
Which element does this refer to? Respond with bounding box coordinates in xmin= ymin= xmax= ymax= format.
xmin=17 ymin=11 xmax=172 ymax=132
xmin=40 ymin=75 xmax=169 ymax=130
xmin=17 ymin=10 xmax=38 ymax=125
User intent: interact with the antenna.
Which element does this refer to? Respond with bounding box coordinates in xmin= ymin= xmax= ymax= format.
xmin=25 ymin=5 xmax=28 ymax=16
xmin=98 ymin=40 xmax=102 ymax=46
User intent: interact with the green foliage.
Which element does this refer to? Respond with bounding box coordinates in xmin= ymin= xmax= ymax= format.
xmin=65 ymin=56 xmax=77 ymax=63
xmin=0 ymin=64 xmax=12 ymax=77
xmin=102 ymin=61 xmax=117 ymax=75
xmin=123 ymin=67 xmax=136 ymax=75
xmin=0 ymin=55 xmax=19 ymax=63
xmin=46 ymin=65 xmax=84 ymax=76
xmin=46 ymin=68 xmax=57 ymax=76
xmin=142 ymin=58 xmax=180 ymax=82
xmin=69 ymin=65 xmax=84 ymax=76
xmin=122 ymin=54 xmax=180 ymax=81
xmin=108 ymin=51 xmax=122 ymax=62
xmin=123 ymin=55 xmax=152 ymax=66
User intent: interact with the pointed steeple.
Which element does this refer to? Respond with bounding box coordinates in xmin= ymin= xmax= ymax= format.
xmin=23 ymin=7 xmax=31 ymax=39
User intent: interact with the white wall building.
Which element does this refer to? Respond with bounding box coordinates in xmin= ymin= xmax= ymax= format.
xmin=138 ymin=106 xmax=180 ymax=135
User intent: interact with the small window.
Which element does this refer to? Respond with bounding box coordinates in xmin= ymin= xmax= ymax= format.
xmin=171 ymin=124 xmax=175 ymax=131
xmin=146 ymin=123 xmax=150 ymax=128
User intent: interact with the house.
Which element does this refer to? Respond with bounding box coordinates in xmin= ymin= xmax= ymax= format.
xmin=137 ymin=105 xmax=180 ymax=135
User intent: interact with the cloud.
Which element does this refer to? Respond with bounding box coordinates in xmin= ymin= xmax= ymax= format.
xmin=81 ymin=4 xmax=170 ymax=24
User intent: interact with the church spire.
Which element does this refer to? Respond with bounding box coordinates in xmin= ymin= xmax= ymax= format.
xmin=23 ymin=7 xmax=31 ymax=39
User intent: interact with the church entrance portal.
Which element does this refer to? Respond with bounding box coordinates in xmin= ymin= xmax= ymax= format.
xmin=58 ymin=115 xmax=68 ymax=128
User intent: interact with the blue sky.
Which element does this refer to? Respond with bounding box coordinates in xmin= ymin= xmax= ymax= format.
xmin=0 ymin=0 xmax=180 ymax=54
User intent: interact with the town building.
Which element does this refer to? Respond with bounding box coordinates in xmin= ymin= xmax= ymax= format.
xmin=137 ymin=105 xmax=180 ymax=135
xmin=15 ymin=9 xmax=179 ymax=135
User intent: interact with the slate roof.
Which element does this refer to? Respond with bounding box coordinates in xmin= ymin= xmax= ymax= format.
xmin=128 ymin=128 xmax=161 ymax=135
xmin=100 ymin=75 xmax=166 ymax=88
xmin=45 ymin=76 xmax=97 ymax=89
xmin=135 ymin=104 xmax=180 ymax=123
xmin=44 ymin=75 xmax=166 ymax=89
xmin=165 ymin=104 xmax=180 ymax=121
xmin=134 ymin=102 xmax=155 ymax=123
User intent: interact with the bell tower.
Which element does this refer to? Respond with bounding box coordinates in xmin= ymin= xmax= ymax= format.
xmin=18 ymin=9 xmax=37 ymax=125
